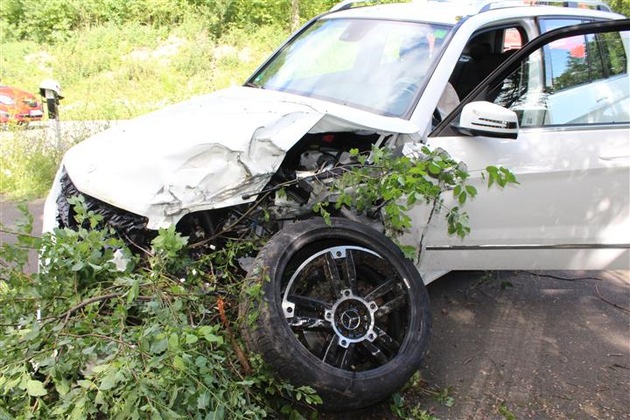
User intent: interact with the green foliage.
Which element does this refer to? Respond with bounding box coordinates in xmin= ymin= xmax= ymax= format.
xmin=316 ymin=145 xmax=518 ymax=241
xmin=149 ymin=225 xmax=189 ymax=273
xmin=1 ymin=21 xmax=288 ymax=122
xmin=0 ymin=0 xmax=342 ymax=44
xmin=609 ymin=0 xmax=630 ymax=16
xmin=388 ymin=371 xmax=458 ymax=419
xmin=1 ymin=0 xmax=190 ymax=43
xmin=484 ymin=165 xmax=518 ymax=188
xmin=434 ymin=386 xmax=455 ymax=407
xmin=390 ymin=392 xmax=438 ymax=420
xmin=498 ymin=401 xmax=516 ymax=420
xmin=0 ymin=201 xmax=320 ymax=418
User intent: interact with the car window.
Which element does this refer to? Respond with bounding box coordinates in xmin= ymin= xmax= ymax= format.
xmin=503 ymin=28 xmax=523 ymax=51
xmin=539 ymin=18 xmax=591 ymax=34
xmin=0 ymin=95 xmax=15 ymax=105
xmin=251 ymin=18 xmax=452 ymax=117
xmin=484 ymin=28 xmax=629 ymax=127
xmin=449 ymin=26 xmax=528 ymax=100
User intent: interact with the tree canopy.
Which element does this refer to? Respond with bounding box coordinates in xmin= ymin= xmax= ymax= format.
xmin=0 ymin=0 xmax=339 ymax=43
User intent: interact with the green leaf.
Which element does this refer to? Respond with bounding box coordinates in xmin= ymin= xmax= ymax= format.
xmin=95 ymin=391 xmax=106 ymax=406
xmin=26 ymin=379 xmax=47 ymax=396
xmin=69 ymin=396 xmax=87 ymax=419
xmin=198 ymin=326 xmax=224 ymax=344
xmin=127 ymin=279 xmax=139 ymax=304
xmin=399 ymin=245 xmax=416 ymax=260
xmin=168 ymin=332 xmax=180 ymax=351
xmin=173 ymin=355 xmax=186 ymax=371
xmin=465 ymin=185 xmax=477 ymax=197
xmin=428 ymin=161 xmax=441 ymax=175
xmin=99 ymin=372 xmax=118 ymax=391
xmin=71 ymin=261 xmax=85 ymax=271
xmin=151 ymin=337 xmax=168 ymax=354
xmin=91 ymin=364 xmax=110 ymax=374
xmin=55 ymin=379 xmax=70 ymax=397
xmin=202 ymin=332 xmax=223 ymax=345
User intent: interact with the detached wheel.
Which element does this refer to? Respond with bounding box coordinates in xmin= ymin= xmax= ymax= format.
xmin=240 ymin=218 xmax=431 ymax=411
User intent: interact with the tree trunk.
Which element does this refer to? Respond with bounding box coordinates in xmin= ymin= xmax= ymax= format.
xmin=290 ymin=0 xmax=300 ymax=32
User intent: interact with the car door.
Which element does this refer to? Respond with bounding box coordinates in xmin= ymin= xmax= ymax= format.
xmin=417 ymin=20 xmax=630 ymax=274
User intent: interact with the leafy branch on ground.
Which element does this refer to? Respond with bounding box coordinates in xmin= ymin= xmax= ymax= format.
xmin=388 ymin=370 xmax=457 ymax=419
xmin=0 ymin=204 xmax=320 ymax=418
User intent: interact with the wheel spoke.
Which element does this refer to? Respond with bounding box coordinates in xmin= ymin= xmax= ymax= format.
xmin=322 ymin=335 xmax=355 ymax=369
xmin=322 ymin=334 xmax=341 ymax=365
xmin=287 ymin=316 xmax=331 ymax=332
xmin=364 ymin=278 xmax=398 ymax=300
xmin=375 ymin=292 xmax=407 ymax=319
xmin=323 ymin=252 xmax=344 ymax=297
xmin=287 ymin=294 xmax=328 ymax=312
xmin=343 ymin=249 xmax=357 ymax=293
xmin=359 ymin=340 xmax=390 ymax=365
xmin=372 ymin=325 xmax=401 ymax=355
xmin=339 ymin=344 xmax=355 ymax=370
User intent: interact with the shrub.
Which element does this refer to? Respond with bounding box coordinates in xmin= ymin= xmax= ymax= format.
xmin=0 ymin=202 xmax=321 ymax=418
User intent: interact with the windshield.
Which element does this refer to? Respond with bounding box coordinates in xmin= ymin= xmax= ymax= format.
xmin=250 ymin=18 xmax=452 ymax=117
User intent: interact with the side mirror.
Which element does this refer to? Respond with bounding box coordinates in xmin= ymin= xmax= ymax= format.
xmin=457 ymin=101 xmax=519 ymax=139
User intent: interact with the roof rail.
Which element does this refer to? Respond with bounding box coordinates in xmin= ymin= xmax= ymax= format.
xmin=475 ymin=0 xmax=612 ymax=12
xmin=330 ymin=0 xmax=612 ymax=13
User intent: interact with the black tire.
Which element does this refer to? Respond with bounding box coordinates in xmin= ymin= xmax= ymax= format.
xmin=240 ymin=218 xmax=431 ymax=411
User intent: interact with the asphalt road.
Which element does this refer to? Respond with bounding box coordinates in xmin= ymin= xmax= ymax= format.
xmin=418 ymin=269 xmax=629 ymax=419
xmin=1 ymin=199 xmax=629 ymax=419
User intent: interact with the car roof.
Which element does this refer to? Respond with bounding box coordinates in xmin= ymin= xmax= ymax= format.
xmin=325 ymin=0 xmax=621 ymax=26
xmin=0 ymin=85 xmax=36 ymax=96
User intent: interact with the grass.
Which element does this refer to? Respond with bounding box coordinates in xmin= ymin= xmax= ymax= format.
xmin=0 ymin=127 xmax=61 ymax=199
xmin=0 ymin=19 xmax=289 ymax=199
xmin=2 ymin=21 xmax=287 ymax=120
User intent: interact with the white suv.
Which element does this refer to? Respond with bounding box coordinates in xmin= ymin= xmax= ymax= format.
xmin=43 ymin=1 xmax=629 ymax=411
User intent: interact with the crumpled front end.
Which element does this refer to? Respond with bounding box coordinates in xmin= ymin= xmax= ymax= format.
xmin=43 ymin=86 xmax=419 ymax=251
xmin=52 ymin=168 xmax=154 ymax=248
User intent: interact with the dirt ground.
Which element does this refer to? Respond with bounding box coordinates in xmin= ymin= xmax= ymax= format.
xmin=2 ymin=199 xmax=629 ymax=419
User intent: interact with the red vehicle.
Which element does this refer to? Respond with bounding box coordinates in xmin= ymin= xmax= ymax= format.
xmin=0 ymin=85 xmax=44 ymax=124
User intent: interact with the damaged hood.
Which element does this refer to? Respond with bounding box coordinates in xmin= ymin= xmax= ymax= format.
xmin=63 ymin=87 xmax=419 ymax=229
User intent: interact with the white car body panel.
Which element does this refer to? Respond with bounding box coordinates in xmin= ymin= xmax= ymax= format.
xmin=412 ymin=124 xmax=630 ymax=280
